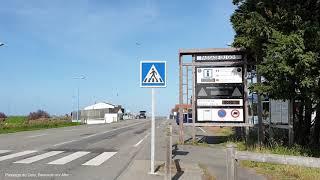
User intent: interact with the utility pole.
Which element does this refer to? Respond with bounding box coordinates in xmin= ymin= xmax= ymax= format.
xmin=73 ymin=76 xmax=86 ymax=122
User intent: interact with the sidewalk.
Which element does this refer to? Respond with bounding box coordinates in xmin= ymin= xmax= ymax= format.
xmin=118 ymin=120 xmax=266 ymax=180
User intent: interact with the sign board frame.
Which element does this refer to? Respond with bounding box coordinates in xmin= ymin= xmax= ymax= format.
xmin=140 ymin=61 xmax=167 ymax=88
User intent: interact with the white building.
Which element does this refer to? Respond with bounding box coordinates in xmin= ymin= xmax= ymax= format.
xmin=72 ymin=102 xmax=124 ymax=124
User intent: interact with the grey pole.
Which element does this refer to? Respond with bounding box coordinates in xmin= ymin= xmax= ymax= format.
xmin=77 ymin=87 xmax=80 ymax=122
xmin=73 ymin=76 xmax=86 ymax=123
xmin=150 ymin=88 xmax=155 ymax=173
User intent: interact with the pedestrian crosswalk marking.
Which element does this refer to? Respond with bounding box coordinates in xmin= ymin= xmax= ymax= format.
xmin=0 ymin=151 xmax=37 ymax=162
xmin=14 ymin=151 xmax=64 ymax=164
xmin=47 ymin=151 xmax=90 ymax=165
xmin=143 ymin=65 xmax=163 ymax=83
xmin=82 ymin=152 xmax=117 ymax=166
xmin=0 ymin=150 xmax=11 ymax=155
xmin=0 ymin=150 xmax=118 ymax=166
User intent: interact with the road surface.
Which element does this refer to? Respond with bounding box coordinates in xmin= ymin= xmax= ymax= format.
xmin=0 ymin=119 xmax=162 ymax=180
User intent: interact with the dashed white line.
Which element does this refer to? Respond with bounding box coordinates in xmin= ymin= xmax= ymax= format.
xmin=198 ymin=127 xmax=207 ymax=133
xmin=53 ymin=140 xmax=77 ymax=147
xmin=133 ymin=133 xmax=150 ymax=147
xmin=27 ymin=134 xmax=48 ymax=138
xmin=63 ymin=129 xmax=79 ymax=132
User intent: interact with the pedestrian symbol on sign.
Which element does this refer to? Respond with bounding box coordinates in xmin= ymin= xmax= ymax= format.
xmin=143 ymin=65 xmax=163 ymax=83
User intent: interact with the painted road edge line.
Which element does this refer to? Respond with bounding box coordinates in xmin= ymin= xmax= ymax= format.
xmin=134 ymin=133 xmax=150 ymax=147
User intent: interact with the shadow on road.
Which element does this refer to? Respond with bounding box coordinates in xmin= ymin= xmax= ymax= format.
xmin=172 ymin=144 xmax=189 ymax=159
xmin=172 ymin=159 xmax=184 ymax=180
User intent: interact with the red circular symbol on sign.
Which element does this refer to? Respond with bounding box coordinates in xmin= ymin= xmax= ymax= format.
xmin=231 ymin=109 xmax=240 ymax=118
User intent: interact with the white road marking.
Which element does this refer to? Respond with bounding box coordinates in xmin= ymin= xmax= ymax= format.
xmin=0 ymin=150 xmax=11 ymax=154
xmin=133 ymin=133 xmax=150 ymax=147
xmin=0 ymin=151 xmax=37 ymax=162
xmin=27 ymin=134 xmax=48 ymax=138
xmin=63 ymin=129 xmax=79 ymax=132
xmin=52 ymin=121 xmax=146 ymax=147
xmin=48 ymin=151 xmax=90 ymax=165
xmin=198 ymin=127 xmax=207 ymax=133
xmin=53 ymin=140 xmax=77 ymax=147
xmin=82 ymin=152 xmax=117 ymax=166
xmin=14 ymin=151 xmax=64 ymax=164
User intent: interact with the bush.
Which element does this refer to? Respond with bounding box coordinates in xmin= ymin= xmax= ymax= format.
xmin=0 ymin=112 xmax=7 ymax=119
xmin=27 ymin=110 xmax=50 ymax=120
xmin=0 ymin=112 xmax=7 ymax=122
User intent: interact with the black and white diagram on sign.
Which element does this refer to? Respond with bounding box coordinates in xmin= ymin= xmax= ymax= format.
xmin=203 ymin=69 xmax=213 ymax=79
xmin=143 ymin=65 xmax=163 ymax=83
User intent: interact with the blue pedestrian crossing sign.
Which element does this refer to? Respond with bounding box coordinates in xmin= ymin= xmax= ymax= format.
xmin=140 ymin=61 xmax=166 ymax=88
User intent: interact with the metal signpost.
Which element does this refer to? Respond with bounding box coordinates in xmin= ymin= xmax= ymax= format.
xmin=140 ymin=61 xmax=166 ymax=174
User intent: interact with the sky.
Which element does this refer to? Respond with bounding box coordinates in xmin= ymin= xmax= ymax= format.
xmin=0 ymin=0 xmax=236 ymax=116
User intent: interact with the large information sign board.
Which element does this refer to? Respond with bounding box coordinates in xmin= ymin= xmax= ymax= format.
xmin=194 ymin=53 xmax=245 ymax=123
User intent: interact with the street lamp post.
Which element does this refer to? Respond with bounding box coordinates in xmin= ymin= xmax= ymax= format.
xmin=73 ymin=76 xmax=86 ymax=122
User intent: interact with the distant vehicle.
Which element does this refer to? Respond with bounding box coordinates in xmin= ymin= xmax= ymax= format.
xmin=138 ymin=111 xmax=146 ymax=119
xmin=123 ymin=113 xmax=133 ymax=120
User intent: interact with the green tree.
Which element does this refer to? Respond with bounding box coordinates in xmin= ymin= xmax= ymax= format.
xmin=231 ymin=0 xmax=320 ymax=146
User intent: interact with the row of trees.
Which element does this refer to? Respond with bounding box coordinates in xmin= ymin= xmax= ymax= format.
xmin=231 ymin=0 xmax=320 ymax=146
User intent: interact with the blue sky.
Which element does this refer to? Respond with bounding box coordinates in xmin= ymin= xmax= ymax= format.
xmin=0 ymin=0 xmax=236 ymax=116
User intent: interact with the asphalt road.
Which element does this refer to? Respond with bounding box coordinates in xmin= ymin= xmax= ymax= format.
xmin=0 ymin=119 xmax=163 ymax=180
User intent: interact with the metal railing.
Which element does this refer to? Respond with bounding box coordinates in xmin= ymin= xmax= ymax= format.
xmin=226 ymin=144 xmax=320 ymax=180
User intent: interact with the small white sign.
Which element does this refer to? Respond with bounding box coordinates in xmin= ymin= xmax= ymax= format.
xmin=197 ymin=108 xmax=243 ymax=122
xmin=196 ymin=55 xmax=242 ymax=61
xmin=197 ymin=67 xmax=243 ymax=84
xmin=197 ymin=99 xmax=243 ymax=107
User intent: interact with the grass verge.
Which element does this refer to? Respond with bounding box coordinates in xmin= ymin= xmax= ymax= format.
xmin=0 ymin=117 xmax=81 ymax=134
xmin=241 ymin=160 xmax=320 ymax=180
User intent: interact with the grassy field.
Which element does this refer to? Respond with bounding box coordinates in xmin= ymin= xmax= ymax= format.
xmin=0 ymin=116 xmax=81 ymax=134
xmin=5 ymin=116 xmax=27 ymax=124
